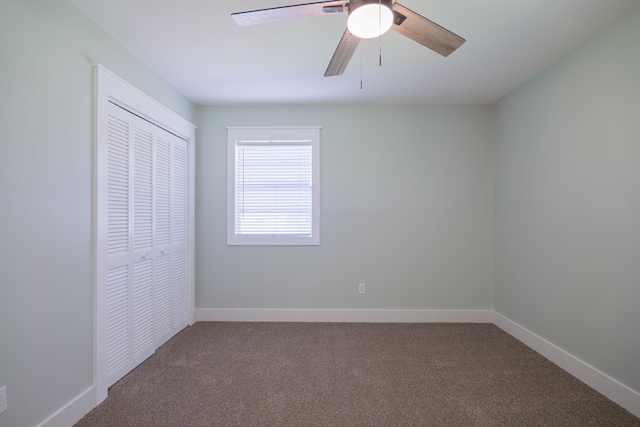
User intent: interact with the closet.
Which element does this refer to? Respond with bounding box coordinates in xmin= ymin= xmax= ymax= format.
xmin=94 ymin=66 xmax=195 ymax=402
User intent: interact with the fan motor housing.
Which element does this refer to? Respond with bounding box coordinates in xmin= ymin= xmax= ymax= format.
xmin=347 ymin=0 xmax=393 ymax=15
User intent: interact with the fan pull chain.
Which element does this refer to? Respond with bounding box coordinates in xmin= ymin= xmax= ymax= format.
xmin=360 ymin=47 xmax=363 ymax=89
xmin=379 ymin=0 xmax=383 ymax=66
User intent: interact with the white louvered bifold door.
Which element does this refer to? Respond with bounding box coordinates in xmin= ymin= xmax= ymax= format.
xmin=103 ymin=102 xmax=190 ymax=388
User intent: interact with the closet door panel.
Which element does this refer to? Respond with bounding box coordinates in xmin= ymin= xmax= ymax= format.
xmin=171 ymin=138 xmax=189 ymax=332
xmin=130 ymin=117 xmax=156 ymax=364
xmin=105 ymin=103 xmax=133 ymax=387
xmin=154 ymin=131 xmax=173 ymax=346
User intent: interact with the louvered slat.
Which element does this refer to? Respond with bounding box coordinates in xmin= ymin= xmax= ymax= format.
xmin=107 ymin=114 xmax=129 ymax=255
xmin=133 ymin=126 xmax=154 ymax=251
xmin=132 ymin=259 xmax=154 ymax=358
xmin=155 ymin=136 xmax=171 ymax=246
xmin=172 ymin=142 xmax=187 ymax=243
xmin=106 ymin=265 xmax=129 ymax=376
xmin=154 ymin=253 xmax=172 ymax=344
xmin=172 ymin=249 xmax=188 ymax=328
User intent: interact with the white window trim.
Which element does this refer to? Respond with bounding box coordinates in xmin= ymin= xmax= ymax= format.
xmin=227 ymin=126 xmax=321 ymax=246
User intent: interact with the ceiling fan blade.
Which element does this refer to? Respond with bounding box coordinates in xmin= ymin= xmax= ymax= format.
xmin=232 ymin=1 xmax=345 ymax=26
xmin=324 ymin=28 xmax=361 ymax=77
xmin=391 ymin=3 xmax=465 ymax=57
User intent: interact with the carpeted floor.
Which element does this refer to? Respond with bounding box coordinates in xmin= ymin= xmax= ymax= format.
xmin=75 ymin=322 xmax=640 ymax=426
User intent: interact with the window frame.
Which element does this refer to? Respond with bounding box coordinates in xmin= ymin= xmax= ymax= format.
xmin=227 ymin=126 xmax=321 ymax=246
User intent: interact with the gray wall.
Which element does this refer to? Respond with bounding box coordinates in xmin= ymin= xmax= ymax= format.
xmin=2 ymin=0 xmax=639 ymax=425
xmin=0 ymin=1 xmax=193 ymax=426
xmin=195 ymin=105 xmax=494 ymax=310
xmin=493 ymin=7 xmax=640 ymax=393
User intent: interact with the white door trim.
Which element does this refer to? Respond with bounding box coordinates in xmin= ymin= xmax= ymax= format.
xmin=93 ymin=64 xmax=196 ymax=404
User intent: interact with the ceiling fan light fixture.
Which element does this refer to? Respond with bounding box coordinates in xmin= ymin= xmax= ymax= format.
xmin=347 ymin=0 xmax=393 ymax=39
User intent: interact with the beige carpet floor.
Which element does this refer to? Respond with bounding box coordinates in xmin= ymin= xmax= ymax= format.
xmin=75 ymin=322 xmax=640 ymax=426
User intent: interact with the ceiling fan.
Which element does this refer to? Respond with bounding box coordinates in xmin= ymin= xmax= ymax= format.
xmin=231 ymin=0 xmax=465 ymax=77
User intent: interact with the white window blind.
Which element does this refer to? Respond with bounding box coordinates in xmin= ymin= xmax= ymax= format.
xmin=227 ymin=127 xmax=320 ymax=246
xmin=235 ymin=142 xmax=312 ymax=236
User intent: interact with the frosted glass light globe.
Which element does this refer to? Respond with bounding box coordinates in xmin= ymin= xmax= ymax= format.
xmin=347 ymin=3 xmax=393 ymax=39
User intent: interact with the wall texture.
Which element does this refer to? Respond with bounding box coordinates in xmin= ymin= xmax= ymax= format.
xmin=0 ymin=1 xmax=193 ymax=426
xmin=195 ymin=105 xmax=494 ymax=311
xmin=1 ymin=0 xmax=638 ymax=424
xmin=493 ymin=6 xmax=640 ymax=394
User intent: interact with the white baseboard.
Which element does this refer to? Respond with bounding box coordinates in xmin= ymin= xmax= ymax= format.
xmin=39 ymin=311 xmax=639 ymax=426
xmin=36 ymin=386 xmax=96 ymax=427
xmin=195 ymin=308 xmax=494 ymax=323
xmin=493 ymin=312 xmax=640 ymax=419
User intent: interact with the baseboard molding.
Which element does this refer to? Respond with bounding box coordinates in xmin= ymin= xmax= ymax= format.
xmin=493 ymin=312 xmax=640 ymax=419
xmin=39 ymin=311 xmax=639 ymax=426
xmin=36 ymin=386 xmax=96 ymax=427
xmin=195 ymin=308 xmax=494 ymax=323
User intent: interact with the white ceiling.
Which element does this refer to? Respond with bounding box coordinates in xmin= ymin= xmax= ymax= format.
xmin=70 ymin=0 xmax=639 ymax=105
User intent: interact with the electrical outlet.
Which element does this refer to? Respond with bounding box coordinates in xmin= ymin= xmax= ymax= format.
xmin=0 ymin=385 xmax=7 ymax=415
xmin=358 ymin=283 xmax=366 ymax=294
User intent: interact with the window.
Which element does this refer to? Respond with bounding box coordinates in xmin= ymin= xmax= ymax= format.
xmin=227 ymin=127 xmax=320 ymax=245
